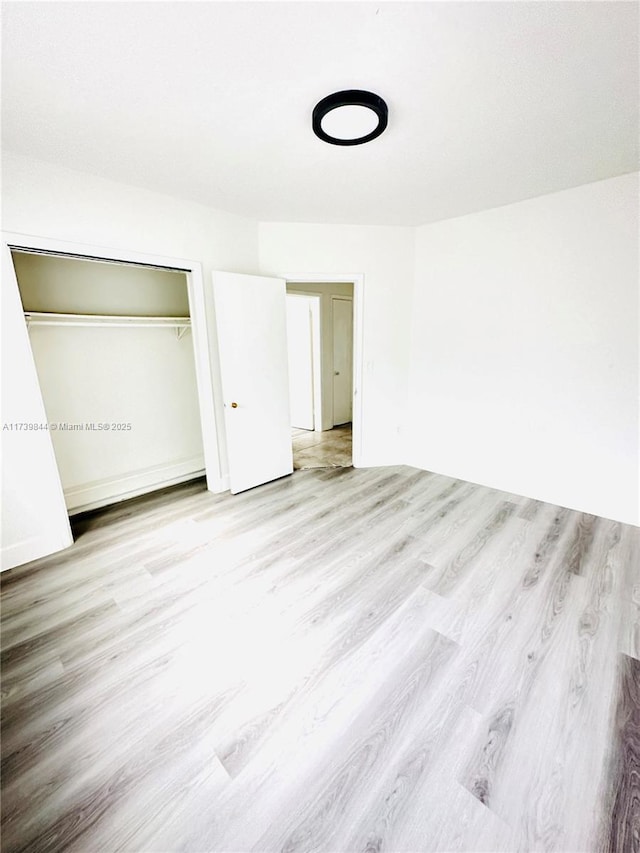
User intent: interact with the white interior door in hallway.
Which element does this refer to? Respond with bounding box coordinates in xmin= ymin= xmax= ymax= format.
xmin=286 ymin=294 xmax=321 ymax=431
xmin=332 ymin=296 xmax=353 ymax=426
xmin=213 ymin=271 xmax=293 ymax=494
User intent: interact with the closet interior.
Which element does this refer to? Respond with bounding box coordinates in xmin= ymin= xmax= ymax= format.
xmin=12 ymin=250 xmax=206 ymax=515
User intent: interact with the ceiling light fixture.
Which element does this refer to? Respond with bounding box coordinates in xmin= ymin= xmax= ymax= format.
xmin=312 ymin=90 xmax=388 ymax=146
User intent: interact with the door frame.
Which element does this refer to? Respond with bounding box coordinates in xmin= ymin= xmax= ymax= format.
xmin=281 ymin=273 xmax=364 ymax=468
xmin=1 ymin=230 xmax=224 ymax=493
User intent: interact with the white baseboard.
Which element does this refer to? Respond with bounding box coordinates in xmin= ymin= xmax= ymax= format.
xmin=65 ymin=456 xmax=206 ymax=515
xmin=1 ymin=528 xmax=74 ymax=572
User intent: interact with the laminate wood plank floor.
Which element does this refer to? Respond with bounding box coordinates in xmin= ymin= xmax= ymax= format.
xmin=292 ymin=424 xmax=352 ymax=469
xmin=1 ymin=466 xmax=638 ymax=853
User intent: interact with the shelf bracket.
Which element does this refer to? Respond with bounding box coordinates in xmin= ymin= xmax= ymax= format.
xmin=176 ymin=326 xmax=189 ymax=340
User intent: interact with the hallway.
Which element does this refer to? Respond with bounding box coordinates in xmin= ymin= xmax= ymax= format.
xmin=292 ymin=424 xmax=352 ymax=470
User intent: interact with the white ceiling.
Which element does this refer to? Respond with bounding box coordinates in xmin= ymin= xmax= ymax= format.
xmin=2 ymin=1 xmax=638 ymax=226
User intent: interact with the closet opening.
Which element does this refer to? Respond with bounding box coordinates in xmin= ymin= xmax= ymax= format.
xmin=10 ymin=248 xmax=209 ymax=523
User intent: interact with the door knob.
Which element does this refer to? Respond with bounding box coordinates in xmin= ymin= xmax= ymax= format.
xmin=230 ymin=402 xmax=238 ymax=408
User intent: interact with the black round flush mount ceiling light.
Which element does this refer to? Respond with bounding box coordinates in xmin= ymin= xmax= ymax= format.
xmin=312 ymin=90 xmax=388 ymax=146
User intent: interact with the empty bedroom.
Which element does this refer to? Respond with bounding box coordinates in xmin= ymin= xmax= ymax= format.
xmin=1 ymin=2 xmax=638 ymax=852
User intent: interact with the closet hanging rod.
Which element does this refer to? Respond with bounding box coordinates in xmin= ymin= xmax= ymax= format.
xmin=24 ymin=312 xmax=191 ymax=339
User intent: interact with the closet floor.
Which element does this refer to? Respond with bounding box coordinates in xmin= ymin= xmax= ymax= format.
xmin=1 ymin=466 xmax=638 ymax=852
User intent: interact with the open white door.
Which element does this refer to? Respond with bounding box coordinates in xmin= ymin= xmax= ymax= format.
xmin=213 ymin=271 xmax=293 ymax=494
xmin=1 ymin=244 xmax=73 ymax=570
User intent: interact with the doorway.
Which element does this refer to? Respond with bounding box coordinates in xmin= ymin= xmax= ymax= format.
xmin=211 ymin=269 xmax=363 ymax=494
xmin=285 ymin=280 xmax=355 ymax=470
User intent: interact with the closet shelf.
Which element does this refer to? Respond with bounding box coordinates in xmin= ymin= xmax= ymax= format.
xmin=24 ymin=312 xmax=191 ymax=339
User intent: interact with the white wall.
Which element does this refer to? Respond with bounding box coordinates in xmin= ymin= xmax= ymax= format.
xmin=407 ymin=173 xmax=639 ymax=525
xmin=2 ymin=152 xmax=259 ymax=568
xmin=260 ymin=224 xmax=415 ymax=466
xmin=2 ymin=153 xmax=259 ymax=271
xmin=26 ymin=325 xmax=204 ymax=513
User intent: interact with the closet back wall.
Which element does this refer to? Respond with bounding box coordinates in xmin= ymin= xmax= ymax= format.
xmin=13 ymin=253 xmax=205 ymax=513
xmin=15 ymin=254 xmax=191 ymax=315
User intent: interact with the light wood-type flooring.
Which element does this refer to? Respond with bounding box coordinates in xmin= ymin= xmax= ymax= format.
xmin=292 ymin=424 xmax=352 ymax=469
xmin=1 ymin=465 xmax=639 ymax=853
